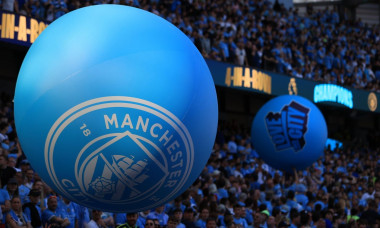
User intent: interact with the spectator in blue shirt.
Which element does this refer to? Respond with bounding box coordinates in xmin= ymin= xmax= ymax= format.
xmin=288 ymin=209 xmax=300 ymax=228
xmin=23 ymin=189 xmax=42 ymax=228
xmin=227 ymin=136 xmax=237 ymax=155
xmin=195 ymin=207 xmax=209 ymax=228
xmin=232 ymin=204 xmax=248 ymax=228
xmin=59 ymin=198 xmax=78 ymax=228
xmin=137 ymin=210 xmax=150 ymax=228
xmin=147 ymin=205 xmax=168 ymax=227
xmin=6 ymin=196 xmax=31 ymax=228
xmin=205 ymin=217 xmax=217 ymax=228
xmin=75 ymin=205 xmax=90 ymax=228
xmin=41 ymin=195 xmax=70 ymax=227
xmin=116 ymin=212 xmax=139 ymax=228
xmin=316 ymin=46 xmax=325 ymax=66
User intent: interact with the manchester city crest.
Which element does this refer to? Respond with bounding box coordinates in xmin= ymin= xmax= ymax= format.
xmin=44 ymin=96 xmax=194 ymax=212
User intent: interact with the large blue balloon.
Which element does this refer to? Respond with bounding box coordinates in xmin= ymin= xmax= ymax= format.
xmin=14 ymin=5 xmax=218 ymax=212
xmin=251 ymin=95 xmax=327 ymax=172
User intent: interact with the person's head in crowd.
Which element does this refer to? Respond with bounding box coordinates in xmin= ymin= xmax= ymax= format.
xmin=32 ymin=171 xmax=41 ymax=182
xmin=173 ymin=208 xmax=183 ymax=223
xmin=91 ymin=209 xmax=102 ymax=222
xmin=240 ymin=203 xmax=247 ymax=218
xmin=321 ymin=194 xmax=329 ymax=205
xmin=280 ymin=204 xmax=289 ymax=217
xmin=223 ymin=210 xmax=234 ymax=227
xmin=261 ymin=210 xmax=270 ymax=224
xmin=205 ymin=217 xmax=217 ymax=228
xmin=229 ymin=193 xmax=238 ymax=206
xmin=28 ymin=189 xmax=41 ymax=205
xmin=14 ymin=171 xmax=24 ymax=185
xmin=62 ymin=197 xmax=72 ymax=205
xmin=238 ymin=192 xmax=248 ymax=204
xmin=153 ymin=219 xmax=159 ymax=228
xmin=25 ymin=168 xmax=34 ymax=182
xmin=271 ymin=207 xmax=282 ymax=224
xmin=357 ymin=218 xmax=368 ymax=228
xmin=324 ymin=209 xmax=334 ymax=222
xmin=278 ymin=220 xmax=289 ymax=228
xmin=199 ymin=207 xmax=210 ymax=221
xmin=126 ymin=212 xmax=138 ymax=226
xmin=367 ymin=199 xmax=378 ymax=210
xmin=314 ymin=202 xmax=323 ymax=212
xmin=287 ymin=190 xmax=295 ymax=200
xmin=10 ymin=196 xmax=22 ymax=213
xmin=167 ymin=216 xmax=179 ymax=228
xmin=0 ymin=123 xmax=8 ymax=134
xmin=374 ymin=179 xmax=380 ymax=193
xmin=6 ymin=177 xmax=19 ymax=196
xmin=47 ymin=195 xmax=58 ymax=211
xmin=20 ymin=160 xmax=30 ymax=173
xmin=266 ymin=215 xmax=276 ymax=228
xmin=172 ymin=196 xmax=182 ymax=210
xmin=258 ymin=203 xmax=267 ymax=212
xmin=316 ymin=217 xmax=326 ymax=228
xmin=253 ymin=210 xmax=264 ymax=227
xmin=216 ymin=204 xmax=226 ymax=215
xmin=233 ymin=204 xmax=243 ymax=218
xmin=154 ymin=205 xmax=165 ymax=214
xmin=0 ymin=154 xmax=9 ymax=169
xmin=183 ymin=207 xmax=196 ymax=222
xmin=264 ymin=190 xmax=273 ymax=202
xmin=32 ymin=180 xmax=44 ymax=192
xmin=43 ymin=184 xmax=55 ymax=197
xmin=289 ymin=208 xmax=300 ymax=226
xmin=226 ymin=222 xmax=237 ymax=228
xmin=300 ymin=210 xmax=311 ymax=227
xmin=333 ymin=211 xmax=346 ymax=227
xmin=244 ymin=197 xmax=254 ymax=210
xmin=7 ymin=156 xmax=16 ymax=168
xmin=144 ymin=218 xmax=155 ymax=228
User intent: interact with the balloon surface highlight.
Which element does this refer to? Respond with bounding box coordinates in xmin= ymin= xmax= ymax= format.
xmin=14 ymin=5 xmax=218 ymax=212
xmin=251 ymin=95 xmax=327 ymax=172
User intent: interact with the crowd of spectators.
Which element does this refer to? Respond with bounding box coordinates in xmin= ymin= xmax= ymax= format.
xmin=1 ymin=0 xmax=380 ymax=227
xmin=1 ymin=0 xmax=380 ymax=92
xmin=1 ymin=83 xmax=380 ymax=228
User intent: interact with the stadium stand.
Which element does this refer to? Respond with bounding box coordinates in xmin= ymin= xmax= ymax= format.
xmin=2 ymin=0 xmax=380 ymax=92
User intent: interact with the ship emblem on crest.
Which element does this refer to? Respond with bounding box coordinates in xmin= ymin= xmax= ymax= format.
xmin=77 ymin=129 xmax=169 ymax=202
xmin=86 ymin=154 xmax=151 ymax=198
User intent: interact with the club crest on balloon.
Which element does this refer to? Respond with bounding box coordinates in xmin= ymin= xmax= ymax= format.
xmin=45 ymin=96 xmax=193 ymax=211
xmin=265 ymin=101 xmax=309 ymax=152
xmin=252 ymin=95 xmax=327 ymax=172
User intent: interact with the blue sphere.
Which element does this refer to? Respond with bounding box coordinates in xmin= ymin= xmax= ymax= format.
xmin=251 ymin=95 xmax=327 ymax=172
xmin=14 ymin=5 xmax=218 ymax=212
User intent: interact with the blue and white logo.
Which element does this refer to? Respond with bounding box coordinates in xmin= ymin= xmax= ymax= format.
xmin=265 ymin=101 xmax=310 ymax=152
xmin=45 ymin=96 xmax=193 ymax=211
xmin=251 ymin=95 xmax=327 ymax=172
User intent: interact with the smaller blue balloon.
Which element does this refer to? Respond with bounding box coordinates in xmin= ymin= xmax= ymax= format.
xmin=251 ymin=95 xmax=327 ymax=172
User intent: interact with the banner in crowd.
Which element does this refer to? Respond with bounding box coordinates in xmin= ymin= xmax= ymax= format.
xmin=206 ymin=59 xmax=379 ymax=113
xmin=0 ymin=10 xmax=48 ymax=46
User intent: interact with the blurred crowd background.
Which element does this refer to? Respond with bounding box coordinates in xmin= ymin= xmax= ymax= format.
xmin=0 ymin=88 xmax=380 ymax=227
xmin=0 ymin=0 xmax=380 ymax=227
